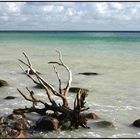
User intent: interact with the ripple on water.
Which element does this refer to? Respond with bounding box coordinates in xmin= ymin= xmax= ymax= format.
xmin=110 ymin=133 xmax=137 ymax=138
xmin=89 ymin=102 xmax=139 ymax=112
xmin=86 ymin=132 xmax=101 ymax=138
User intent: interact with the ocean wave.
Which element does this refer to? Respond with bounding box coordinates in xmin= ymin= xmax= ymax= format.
xmin=110 ymin=133 xmax=137 ymax=138
xmin=89 ymin=102 xmax=139 ymax=111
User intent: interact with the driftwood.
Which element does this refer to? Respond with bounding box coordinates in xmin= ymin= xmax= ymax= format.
xmin=14 ymin=51 xmax=91 ymax=130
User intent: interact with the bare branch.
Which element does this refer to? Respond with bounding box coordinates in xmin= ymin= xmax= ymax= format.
xmin=18 ymin=64 xmax=25 ymax=72
xmin=54 ymin=92 xmax=68 ymax=108
xmin=37 ymin=77 xmax=55 ymax=104
xmin=34 ymin=71 xmax=56 ymax=94
xmin=19 ymin=52 xmax=57 ymax=95
xmin=19 ymin=53 xmax=59 ymax=106
xmin=33 ymin=73 xmax=68 ymax=108
xmin=56 ymin=50 xmax=72 ymax=98
xmin=53 ymin=65 xmax=62 ymax=94
xmin=13 ymin=107 xmax=47 ymax=115
xmin=49 ymin=50 xmax=72 ymax=98
xmin=19 ymin=64 xmax=39 ymax=85
xmin=19 ymin=52 xmax=37 ymax=75
xmin=26 ymin=87 xmax=38 ymax=106
xmin=18 ymin=59 xmax=29 ymax=67
xmin=74 ymin=89 xmax=81 ymax=110
xmin=17 ymin=88 xmax=45 ymax=105
xmin=48 ymin=51 xmax=72 ymax=107
xmin=22 ymin=52 xmax=32 ymax=67
xmin=56 ymin=50 xmax=63 ymax=64
xmin=74 ymin=95 xmax=77 ymax=110
xmin=80 ymin=107 xmax=90 ymax=112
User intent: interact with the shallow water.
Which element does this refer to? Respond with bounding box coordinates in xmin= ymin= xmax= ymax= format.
xmin=0 ymin=31 xmax=140 ymax=138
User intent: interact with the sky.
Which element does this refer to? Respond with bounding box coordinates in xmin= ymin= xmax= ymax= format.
xmin=0 ymin=2 xmax=140 ymax=31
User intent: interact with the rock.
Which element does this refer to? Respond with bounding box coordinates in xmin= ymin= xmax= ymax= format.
xmin=133 ymin=119 xmax=140 ymax=128
xmin=34 ymin=84 xmax=43 ymax=89
xmin=25 ymin=69 xmax=40 ymax=75
xmin=0 ymin=114 xmax=31 ymax=138
xmin=34 ymin=83 xmax=54 ymax=89
xmin=0 ymin=125 xmax=9 ymax=138
xmin=0 ymin=80 xmax=8 ymax=87
xmin=35 ymin=116 xmax=59 ymax=131
xmin=6 ymin=127 xmax=19 ymax=138
xmin=61 ymin=120 xmax=71 ymax=130
xmin=0 ymin=116 xmax=8 ymax=125
xmin=82 ymin=113 xmax=100 ymax=120
xmin=78 ymin=72 xmax=98 ymax=76
xmin=69 ymin=87 xmax=89 ymax=93
xmin=93 ymin=121 xmax=115 ymax=128
xmin=4 ymin=96 xmax=16 ymax=100
xmin=0 ymin=116 xmax=18 ymax=138
xmin=7 ymin=113 xmax=23 ymax=120
xmin=16 ymin=132 xmax=30 ymax=138
xmin=14 ymin=118 xmax=31 ymax=130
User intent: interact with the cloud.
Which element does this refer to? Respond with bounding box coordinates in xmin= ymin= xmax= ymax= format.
xmin=67 ymin=8 xmax=76 ymax=16
xmin=6 ymin=2 xmax=25 ymax=13
xmin=0 ymin=2 xmax=140 ymax=30
xmin=110 ymin=3 xmax=123 ymax=10
xmin=0 ymin=14 xmax=9 ymax=21
xmin=95 ymin=3 xmax=109 ymax=14
xmin=42 ymin=5 xmax=64 ymax=13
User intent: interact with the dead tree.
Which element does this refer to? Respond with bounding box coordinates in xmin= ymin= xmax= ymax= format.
xmin=14 ymin=51 xmax=90 ymax=129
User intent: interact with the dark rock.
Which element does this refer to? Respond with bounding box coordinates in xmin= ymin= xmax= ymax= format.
xmin=0 ymin=80 xmax=8 ymax=87
xmin=7 ymin=113 xmax=23 ymax=120
xmin=4 ymin=96 xmax=16 ymax=100
xmin=35 ymin=116 xmax=59 ymax=131
xmin=93 ymin=120 xmax=115 ymax=128
xmin=25 ymin=69 xmax=41 ymax=75
xmin=81 ymin=113 xmax=100 ymax=120
xmin=6 ymin=127 xmax=19 ymax=138
xmin=0 ymin=115 xmax=31 ymax=138
xmin=0 ymin=116 xmax=19 ymax=138
xmin=69 ymin=87 xmax=89 ymax=93
xmin=133 ymin=119 xmax=140 ymax=128
xmin=0 ymin=125 xmax=9 ymax=138
xmin=14 ymin=118 xmax=31 ymax=130
xmin=34 ymin=83 xmax=54 ymax=89
xmin=0 ymin=116 xmax=8 ymax=125
xmin=78 ymin=72 xmax=99 ymax=76
xmin=61 ymin=120 xmax=71 ymax=130
xmin=34 ymin=84 xmax=43 ymax=89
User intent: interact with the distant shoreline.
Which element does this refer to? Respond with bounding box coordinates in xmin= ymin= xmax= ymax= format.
xmin=0 ymin=30 xmax=140 ymax=33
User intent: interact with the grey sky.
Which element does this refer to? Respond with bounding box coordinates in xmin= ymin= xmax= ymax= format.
xmin=0 ymin=2 xmax=140 ymax=31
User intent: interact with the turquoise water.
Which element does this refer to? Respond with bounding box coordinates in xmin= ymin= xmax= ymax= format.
xmin=0 ymin=31 xmax=140 ymax=56
xmin=0 ymin=31 xmax=140 ymax=138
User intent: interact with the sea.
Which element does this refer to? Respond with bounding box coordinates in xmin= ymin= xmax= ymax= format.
xmin=0 ymin=31 xmax=140 ymax=138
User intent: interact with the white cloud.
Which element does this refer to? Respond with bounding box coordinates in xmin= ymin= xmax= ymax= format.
xmin=6 ymin=2 xmax=26 ymax=13
xmin=42 ymin=5 xmax=53 ymax=12
xmin=67 ymin=8 xmax=75 ymax=16
xmin=42 ymin=5 xmax=64 ymax=13
xmin=131 ymin=8 xmax=137 ymax=14
xmin=95 ymin=3 xmax=109 ymax=14
xmin=110 ymin=3 xmax=123 ymax=10
xmin=0 ymin=2 xmax=140 ymax=30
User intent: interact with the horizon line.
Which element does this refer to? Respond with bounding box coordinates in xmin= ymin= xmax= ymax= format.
xmin=0 ymin=30 xmax=140 ymax=32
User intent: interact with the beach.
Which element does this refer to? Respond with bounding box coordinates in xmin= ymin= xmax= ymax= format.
xmin=0 ymin=31 xmax=140 ymax=138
